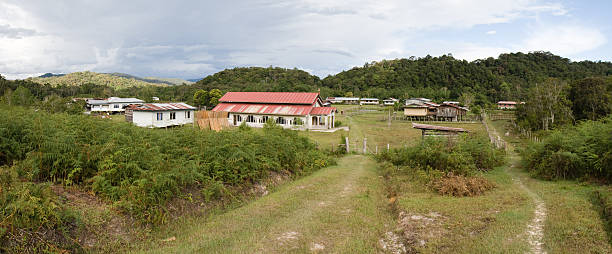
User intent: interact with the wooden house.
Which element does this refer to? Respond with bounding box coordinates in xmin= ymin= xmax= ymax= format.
xmin=497 ymin=101 xmax=517 ymax=110
xmin=436 ymin=103 xmax=469 ymax=121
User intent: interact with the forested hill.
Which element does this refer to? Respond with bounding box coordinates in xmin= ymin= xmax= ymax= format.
xmin=28 ymin=71 xmax=169 ymax=90
xmin=191 ymin=52 xmax=612 ymax=104
xmin=321 ymin=52 xmax=612 ymax=103
xmin=193 ymin=67 xmax=322 ymax=92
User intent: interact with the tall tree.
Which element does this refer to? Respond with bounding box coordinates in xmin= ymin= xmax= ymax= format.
xmin=208 ymin=89 xmax=223 ymax=107
xmin=517 ymin=78 xmax=573 ymax=130
xmin=193 ymin=89 xmax=209 ymax=109
xmin=570 ymin=77 xmax=611 ymax=121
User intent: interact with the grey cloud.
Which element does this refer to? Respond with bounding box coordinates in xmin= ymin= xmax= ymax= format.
xmin=0 ymin=24 xmax=37 ymax=38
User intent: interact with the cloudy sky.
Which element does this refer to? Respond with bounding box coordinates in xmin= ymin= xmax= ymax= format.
xmin=1 ymin=0 xmax=611 ymax=80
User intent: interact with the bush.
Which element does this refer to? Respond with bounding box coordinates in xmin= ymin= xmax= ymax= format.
xmin=377 ymin=134 xmax=505 ymax=176
xmin=522 ymin=116 xmax=612 ymax=181
xmin=334 ymin=120 xmax=342 ymax=127
xmin=0 ymin=106 xmax=334 ymax=224
xmin=431 ymin=173 xmax=495 ymax=197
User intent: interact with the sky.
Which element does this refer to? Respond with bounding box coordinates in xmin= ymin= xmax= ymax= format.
xmin=1 ymin=0 xmax=611 ymax=80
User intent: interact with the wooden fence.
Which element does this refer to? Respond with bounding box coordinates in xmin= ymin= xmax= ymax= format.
xmin=196 ymin=110 xmax=230 ymax=131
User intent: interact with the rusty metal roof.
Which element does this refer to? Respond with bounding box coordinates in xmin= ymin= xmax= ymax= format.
xmin=412 ymin=123 xmax=468 ymax=132
xmin=219 ymin=92 xmax=320 ymax=105
xmin=130 ymin=103 xmax=196 ymax=111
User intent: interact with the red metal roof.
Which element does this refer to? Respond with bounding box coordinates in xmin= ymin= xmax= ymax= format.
xmin=212 ymin=103 xmax=314 ymax=116
xmin=310 ymin=107 xmax=336 ymax=115
xmin=130 ymin=103 xmax=196 ymax=111
xmin=412 ymin=123 xmax=468 ymax=132
xmin=218 ymin=92 xmax=320 ymax=105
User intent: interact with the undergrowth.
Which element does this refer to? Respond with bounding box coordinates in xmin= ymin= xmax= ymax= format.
xmin=0 ymin=105 xmax=334 ymax=251
xmin=376 ymin=134 xmax=504 ymax=196
xmin=522 ymin=116 xmax=612 ymax=182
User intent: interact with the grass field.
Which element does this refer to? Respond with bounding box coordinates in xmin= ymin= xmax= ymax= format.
xmin=131 ymin=155 xmax=394 ymax=253
xmin=489 ymin=119 xmax=611 ymax=253
xmin=302 ymin=109 xmax=485 ymax=152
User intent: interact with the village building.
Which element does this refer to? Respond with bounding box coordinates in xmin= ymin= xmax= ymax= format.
xmin=382 ymin=98 xmax=399 ymax=106
xmin=126 ymin=103 xmax=196 ymax=128
xmin=497 ymin=101 xmax=518 ymax=110
xmin=360 ymin=98 xmax=379 ymax=105
xmin=405 ymin=98 xmax=432 ymax=105
xmin=87 ymin=97 xmax=144 ymax=114
xmin=325 ymin=97 xmax=360 ymax=104
xmin=213 ymin=92 xmax=336 ymax=130
xmin=436 ymin=103 xmax=469 ymax=121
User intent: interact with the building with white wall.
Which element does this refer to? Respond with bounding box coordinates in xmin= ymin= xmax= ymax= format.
xmin=212 ymin=92 xmax=336 ymax=130
xmin=126 ymin=103 xmax=196 ymax=128
xmin=87 ymin=97 xmax=144 ymax=113
xmin=359 ymin=98 xmax=379 ymax=105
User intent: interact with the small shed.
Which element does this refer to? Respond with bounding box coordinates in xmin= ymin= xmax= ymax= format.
xmin=412 ymin=123 xmax=468 ymax=139
xmin=437 ymin=103 xmax=468 ymax=121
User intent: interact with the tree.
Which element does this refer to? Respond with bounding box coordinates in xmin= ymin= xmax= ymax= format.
xmin=12 ymin=86 xmax=34 ymax=106
xmin=208 ymin=89 xmax=223 ymax=107
xmin=517 ymin=78 xmax=573 ymax=130
xmin=570 ymin=77 xmax=611 ymax=121
xmin=193 ymin=89 xmax=209 ymax=109
xmin=458 ymin=92 xmax=475 ymax=108
xmin=344 ymin=91 xmax=353 ymax=97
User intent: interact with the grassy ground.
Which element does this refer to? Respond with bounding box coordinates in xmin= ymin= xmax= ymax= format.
xmin=302 ymin=110 xmax=485 ymax=152
xmin=387 ymin=150 xmax=533 ymax=253
xmin=131 ymin=155 xmax=394 ymax=253
xmin=489 ymin=119 xmax=611 ymax=253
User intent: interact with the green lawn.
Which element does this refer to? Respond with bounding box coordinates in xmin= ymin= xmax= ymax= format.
xmin=302 ymin=110 xmax=485 ymax=152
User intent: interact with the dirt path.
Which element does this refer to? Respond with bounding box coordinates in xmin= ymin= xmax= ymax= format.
xmin=140 ymin=155 xmax=393 ymax=253
xmin=485 ymin=119 xmax=547 ymax=254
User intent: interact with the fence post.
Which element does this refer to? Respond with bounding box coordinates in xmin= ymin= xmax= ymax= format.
xmin=345 ymin=137 xmax=350 ymax=153
xmin=375 ymin=145 xmax=378 ymax=154
xmin=363 ymin=138 xmax=367 ymax=154
xmin=387 ymin=143 xmax=390 ymax=151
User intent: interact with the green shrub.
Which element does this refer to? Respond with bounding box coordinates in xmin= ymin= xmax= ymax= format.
xmin=0 ymin=105 xmax=334 ymax=224
xmin=522 ymin=116 xmax=612 ymax=181
xmin=376 ymin=134 xmax=504 ymax=176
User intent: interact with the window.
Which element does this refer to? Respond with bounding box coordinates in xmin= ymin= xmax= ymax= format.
xmin=275 ymin=117 xmax=286 ymax=125
xmin=170 ymin=112 xmax=176 ymax=120
xmin=185 ymin=111 xmax=191 ymax=119
xmin=114 ymin=104 xmax=120 ymax=108
xmin=156 ymin=113 xmax=163 ymax=121
xmin=246 ymin=115 xmax=255 ymax=123
xmin=260 ymin=116 xmax=269 ymax=123
xmin=293 ymin=117 xmax=303 ymax=125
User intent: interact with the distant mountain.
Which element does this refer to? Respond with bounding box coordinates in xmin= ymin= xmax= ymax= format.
xmin=187 ymin=78 xmax=202 ymax=82
xmin=108 ymin=73 xmax=193 ymax=85
xmin=38 ymin=73 xmax=65 ymax=78
xmin=28 ymin=71 xmax=168 ymax=90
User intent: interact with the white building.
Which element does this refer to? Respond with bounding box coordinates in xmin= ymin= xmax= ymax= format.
xmin=213 ymin=92 xmax=336 ymax=130
xmin=360 ymin=98 xmax=379 ymax=105
xmin=126 ymin=103 xmax=196 ymax=128
xmin=382 ymin=98 xmax=399 ymax=106
xmin=325 ymin=97 xmax=360 ymax=104
xmin=87 ymin=97 xmax=144 ymax=113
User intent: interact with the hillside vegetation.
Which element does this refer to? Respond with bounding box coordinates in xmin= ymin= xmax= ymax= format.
xmin=0 ymin=106 xmax=333 ymax=252
xmin=28 ymin=71 xmax=168 ymax=90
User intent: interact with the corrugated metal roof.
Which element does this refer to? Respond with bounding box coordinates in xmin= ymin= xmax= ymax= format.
xmin=497 ymin=101 xmax=517 ymax=104
xmin=219 ymin=92 xmax=320 ymax=105
xmin=412 ymin=123 xmax=468 ymax=132
xmin=130 ymin=103 xmax=196 ymax=111
xmin=310 ymin=107 xmax=336 ymax=115
xmin=212 ymin=103 xmax=314 ymax=116
xmin=88 ymin=97 xmax=143 ymax=105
